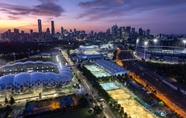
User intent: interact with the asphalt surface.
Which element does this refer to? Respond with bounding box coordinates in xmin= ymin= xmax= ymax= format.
xmin=117 ymin=47 xmax=186 ymax=117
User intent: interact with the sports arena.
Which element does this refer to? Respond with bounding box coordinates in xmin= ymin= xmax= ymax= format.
xmin=0 ymin=61 xmax=73 ymax=94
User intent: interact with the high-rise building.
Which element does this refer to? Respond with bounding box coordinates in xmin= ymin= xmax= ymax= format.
xmin=74 ymin=28 xmax=76 ymax=34
xmin=61 ymin=27 xmax=64 ymax=34
xmin=126 ymin=26 xmax=131 ymax=33
xmin=132 ymin=28 xmax=135 ymax=34
xmin=30 ymin=29 xmax=33 ymax=40
xmin=8 ymin=29 xmax=11 ymax=39
xmin=51 ymin=21 xmax=55 ymax=36
xmin=38 ymin=19 xmax=42 ymax=35
xmin=30 ymin=29 xmax=33 ymax=35
xmin=46 ymin=28 xmax=50 ymax=34
xmin=112 ymin=24 xmax=118 ymax=38
xmin=91 ymin=30 xmax=94 ymax=36
xmin=146 ymin=29 xmax=150 ymax=37
xmin=21 ymin=31 xmax=24 ymax=34
xmin=139 ymin=28 xmax=143 ymax=36
xmin=14 ymin=28 xmax=19 ymax=34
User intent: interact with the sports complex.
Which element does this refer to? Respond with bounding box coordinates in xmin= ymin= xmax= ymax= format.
xmin=83 ymin=59 xmax=158 ymax=118
xmin=101 ymin=82 xmax=156 ymax=118
xmin=0 ymin=60 xmax=73 ymax=95
xmin=84 ymin=60 xmax=129 ymax=78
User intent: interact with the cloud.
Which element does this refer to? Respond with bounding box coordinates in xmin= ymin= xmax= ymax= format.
xmin=38 ymin=0 xmax=59 ymax=2
xmin=8 ymin=16 xmax=20 ymax=20
xmin=0 ymin=0 xmax=65 ymax=17
xmin=77 ymin=0 xmax=186 ymax=21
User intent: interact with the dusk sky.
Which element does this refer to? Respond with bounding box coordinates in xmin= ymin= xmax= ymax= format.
xmin=0 ymin=0 xmax=186 ymax=34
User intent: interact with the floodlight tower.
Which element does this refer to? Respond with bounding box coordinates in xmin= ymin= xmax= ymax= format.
xmin=144 ymin=41 xmax=148 ymax=59
xmin=183 ymin=40 xmax=186 ymax=48
xmin=136 ymin=38 xmax=139 ymax=52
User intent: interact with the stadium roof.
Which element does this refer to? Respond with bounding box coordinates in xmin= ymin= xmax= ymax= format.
xmin=0 ymin=60 xmax=57 ymax=69
xmin=0 ymin=61 xmax=73 ymax=93
xmin=94 ymin=60 xmax=129 ymax=76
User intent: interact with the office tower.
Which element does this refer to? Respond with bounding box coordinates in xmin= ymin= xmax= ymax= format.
xmin=126 ymin=26 xmax=131 ymax=33
xmin=112 ymin=24 xmax=118 ymax=37
xmin=46 ymin=28 xmax=50 ymax=34
xmin=38 ymin=19 xmax=42 ymax=35
xmin=21 ymin=31 xmax=24 ymax=34
xmin=74 ymin=28 xmax=76 ymax=33
xmin=14 ymin=28 xmax=19 ymax=34
xmin=13 ymin=28 xmax=19 ymax=41
xmin=91 ymin=30 xmax=94 ymax=36
xmin=146 ymin=29 xmax=150 ymax=37
xmin=106 ymin=28 xmax=110 ymax=35
xmin=8 ymin=29 xmax=11 ymax=39
xmin=45 ymin=28 xmax=50 ymax=40
xmin=30 ymin=29 xmax=33 ymax=35
xmin=121 ymin=27 xmax=125 ymax=39
xmin=61 ymin=27 xmax=64 ymax=34
xmin=51 ymin=21 xmax=55 ymax=36
xmin=132 ymin=28 xmax=135 ymax=34
xmin=139 ymin=28 xmax=143 ymax=36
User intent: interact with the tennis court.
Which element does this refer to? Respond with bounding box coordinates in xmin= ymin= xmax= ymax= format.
xmin=85 ymin=65 xmax=111 ymax=78
xmin=84 ymin=65 xmax=102 ymax=72
xmin=107 ymin=89 xmax=131 ymax=100
xmin=108 ymin=89 xmax=156 ymax=118
xmin=100 ymin=82 xmax=120 ymax=91
xmin=92 ymin=71 xmax=111 ymax=78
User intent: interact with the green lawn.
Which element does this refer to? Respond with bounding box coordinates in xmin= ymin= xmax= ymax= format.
xmin=42 ymin=108 xmax=98 ymax=118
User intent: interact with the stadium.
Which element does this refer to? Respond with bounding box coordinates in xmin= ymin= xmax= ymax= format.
xmin=0 ymin=61 xmax=73 ymax=94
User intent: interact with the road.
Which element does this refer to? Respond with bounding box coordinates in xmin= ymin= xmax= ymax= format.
xmin=117 ymin=46 xmax=186 ymax=117
xmin=61 ymin=50 xmax=116 ymax=118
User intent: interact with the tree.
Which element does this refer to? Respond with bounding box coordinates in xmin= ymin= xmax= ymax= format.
xmin=5 ymin=97 xmax=8 ymax=104
xmin=9 ymin=97 xmax=15 ymax=105
xmin=124 ymin=112 xmax=128 ymax=118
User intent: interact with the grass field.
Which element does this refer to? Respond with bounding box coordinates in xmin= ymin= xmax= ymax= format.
xmin=42 ymin=108 xmax=98 ymax=118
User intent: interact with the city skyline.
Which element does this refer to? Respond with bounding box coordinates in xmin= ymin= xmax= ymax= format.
xmin=0 ymin=0 xmax=186 ymax=34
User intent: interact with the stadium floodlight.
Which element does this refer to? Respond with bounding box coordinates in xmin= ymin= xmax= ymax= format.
xmin=153 ymin=38 xmax=158 ymax=46
xmin=136 ymin=39 xmax=139 ymax=52
xmin=144 ymin=41 xmax=148 ymax=59
xmin=59 ymin=62 xmax=62 ymax=69
xmin=183 ymin=40 xmax=186 ymax=48
xmin=153 ymin=39 xmax=158 ymax=43
xmin=56 ymin=55 xmax=59 ymax=62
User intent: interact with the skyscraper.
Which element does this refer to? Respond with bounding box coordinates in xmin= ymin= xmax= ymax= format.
xmin=38 ymin=19 xmax=42 ymax=35
xmin=30 ymin=29 xmax=33 ymax=35
xmin=51 ymin=21 xmax=55 ymax=36
xmin=139 ymin=28 xmax=143 ymax=36
xmin=146 ymin=29 xmax=150 ymax=37
xmin=61 ymin=27 xmax=64 ymax=34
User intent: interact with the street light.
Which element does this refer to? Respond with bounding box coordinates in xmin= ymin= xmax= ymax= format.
xmin=153 ymin=39 xmax=158 ymax=46
xmin=183 ymin=40 xmax=186 ymax=48
xmin=144 ymin=41 xmax=148 ymax=59
xmin=136 ymin=39 xmax=139 ymax=53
